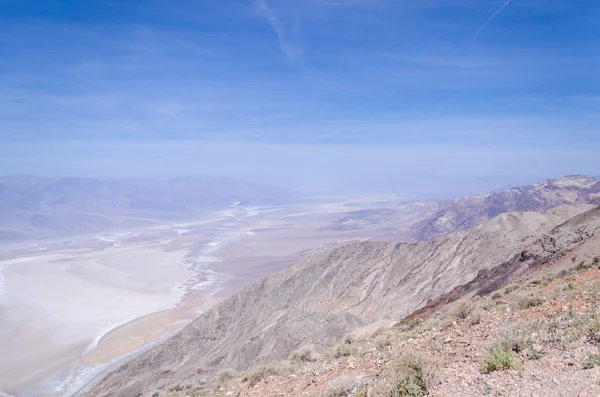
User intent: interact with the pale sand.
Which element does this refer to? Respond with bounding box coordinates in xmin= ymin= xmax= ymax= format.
xmin=0 ymin=243 xmax=193 ymax=395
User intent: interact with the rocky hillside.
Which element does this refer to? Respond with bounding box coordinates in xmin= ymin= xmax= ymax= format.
xmin=412 ymin=175 xmax=600 ymax=241
xmin=217 ymin=231 xmax=600 ymax=397
xmin=84 ymin=204 xmax=595 ymax=397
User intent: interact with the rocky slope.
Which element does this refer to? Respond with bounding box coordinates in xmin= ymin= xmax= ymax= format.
xmin=412 ymin=175 xmax=600 ymax=241
xmin=84 ymin=204 xmax=594 ymax=397
xmin=216 ymin=205 xmax=600 ymax=397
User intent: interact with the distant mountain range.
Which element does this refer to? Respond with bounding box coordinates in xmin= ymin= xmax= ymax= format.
xmin=411 ymin=175 xmax=600 ymax=241
xmin=0 ymin=175 xmax=296 ymax=241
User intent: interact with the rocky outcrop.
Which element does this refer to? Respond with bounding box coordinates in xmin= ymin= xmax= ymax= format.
xmin=84 ymin=204 xmax=593 ymax=397
xmin=412 ymin=175 xmax=600 ymax=241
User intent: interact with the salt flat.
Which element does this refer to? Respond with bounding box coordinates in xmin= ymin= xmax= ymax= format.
xmin=0 ymin=198 xmax=426 ymax=397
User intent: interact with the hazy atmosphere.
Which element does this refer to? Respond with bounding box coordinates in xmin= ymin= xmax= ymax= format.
xmin=1 ymin=1 xmax=600 ymax=397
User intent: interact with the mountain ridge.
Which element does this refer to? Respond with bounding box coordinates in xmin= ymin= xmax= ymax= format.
xmin=411 ymin=175 xmax=600 ymax=241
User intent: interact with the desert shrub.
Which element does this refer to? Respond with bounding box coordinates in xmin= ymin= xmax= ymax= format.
xmin=454 ymin=301 xmax=473 ymax=321
xmin=491 ymin=291 xmax=503 ymax=301
xmin=481 ymin=344 xmax=516 ymax=373
xmin=578 ymin=261 xmax=592 ymax=271
xmin=329 ymin=342 xmax=356 ymax=358
xmin=241 ymin=365 xmax=277 ymax=387
xmin=500 ymin=325 xmax=531 ymax=353
xmin=166 ymin=386 xmax=214 ymax=397
xmin=500 ymin=319 xmax=546 ymax=353
xmin=374 ymin=331 xmax=394 ymax=349
xmin=387 ymin=353 xmax=434 ymax=397
xmin=343 ymin=334 xmax=355 ymax=345
xmin=504 ymin=285 xmax=519 ymax=295
xmin=397 ymin=315 xmax=423 ymax=332
xmin=594 ymin=257 xmax=600 ymax=267
xmin=584 ymin=354 xmax=600 ymax=369
xmin=586 ymin=320 xmax=600 ymax=345
xmin=517 ymin=293 xmax=544 ymax=310
xmin=321 ymin=374 xmax=366 ymax=397
xmin=290 ymin=348 xmax=315 ymax=364
xmin=469 ymin=310 xmax=483 ymax=325
xmin=528 ymin=351 xmax=543 ymax=361
xmin=215 ymin=369 xmax=234 ymax=386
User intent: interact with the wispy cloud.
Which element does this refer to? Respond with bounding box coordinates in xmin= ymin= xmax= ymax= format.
xmin=254 ymin=0 xmax=302 ymax=59
xmin=471 ymin=0 xmax=511 ymax=41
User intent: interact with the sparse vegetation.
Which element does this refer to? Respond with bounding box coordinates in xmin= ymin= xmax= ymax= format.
xmin=564 ymin=280 xmax=576 ymax=291
xmin=396 ymin=315 xmax=424 ymax=332
xmin=504 ymin=285 xmax=519 ymax=295
xmin=321 ymin=374 xmax=366 ymax=397
xmin=500 ymin=324 xmax=532 ymax=353
xmin=215 ymin=369 xmax=235 ymax=386
xmin=528 ymin=351 xmax=543 ymax=361
xmin=516 ymin=293 xmax=544 ymax=309
xmin=584 ymin=354 xmax=600 ymax=369
xmin=387 ymin=353 xmax=433 ymax=397
xmin=329 ymin=341 xmax=356 ymax=358
xmin=241 ymin=365 xmax=278 ymax=387
xmin=374 ymin=331 xmax=394 ymax=349
xmin=165 ymin=385 xmax=214 ymax=397
xmin=586 ymin=320 xmax=600 ymax=345
xmin=290 ymin=347 xmax=316 ymax=364
xmin=578 ymin=260 xmax=592 ymax=270
xmin=481 ymin=343 xmax=516 ymax=373
xmin=454 ymin=301 xmax=473 ymax=321
xmin=469 ymin=309 xmax=483 ymax=325
xmin=491 ymin=291 xmax=503 ymax=301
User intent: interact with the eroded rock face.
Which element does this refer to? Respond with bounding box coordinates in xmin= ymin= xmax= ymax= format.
xmin=85 ymin=204 xmax=594 ymax=397
xmin=412 ymin=175 xmax=600 ymax=241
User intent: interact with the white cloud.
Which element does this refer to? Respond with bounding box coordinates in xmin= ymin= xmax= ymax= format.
xmin=254 ymin=0 xmax=303 ymax=59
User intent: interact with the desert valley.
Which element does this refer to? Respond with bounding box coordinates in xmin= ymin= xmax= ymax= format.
xmin=2 ymin=2 xmax=599 ymax=396
xmin=1 ymin=175 xmax=600 ymax=397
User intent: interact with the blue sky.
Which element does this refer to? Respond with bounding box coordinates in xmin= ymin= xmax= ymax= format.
xmin=1 ymin=0 xmax=599 ymax=194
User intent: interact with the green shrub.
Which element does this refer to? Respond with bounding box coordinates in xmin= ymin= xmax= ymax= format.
xmin=387 ymin=353 xmax=433 ymax=397
xmin=481 ymin=344 xmax=516 ymax=373
xmin=584 ymin=354 xmax=600 ymax=369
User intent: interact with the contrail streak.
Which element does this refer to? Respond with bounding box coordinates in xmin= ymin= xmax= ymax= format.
xmin=471 ymin=0 xmax=511 ymax=41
